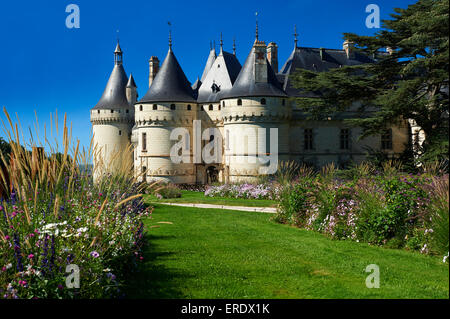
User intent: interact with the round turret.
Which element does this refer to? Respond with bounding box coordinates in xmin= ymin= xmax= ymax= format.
xmin=90 ymin=42 xmax=134 ymax=181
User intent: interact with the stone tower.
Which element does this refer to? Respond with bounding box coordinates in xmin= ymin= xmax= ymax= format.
xmin=134 ymin=40 xmax=197 ymax=183
xmin=90 ymin=41 xmax=134 ymax=181
xmin=221 ymin=37 xmax=290 ymax=183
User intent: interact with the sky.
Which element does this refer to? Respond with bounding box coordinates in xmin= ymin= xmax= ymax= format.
xmin=0 ymin=0 xmax=417 ymax=154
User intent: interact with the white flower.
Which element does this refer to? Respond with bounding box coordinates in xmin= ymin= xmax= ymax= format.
xmin=443 ymin=252 xmax=449 ymax=263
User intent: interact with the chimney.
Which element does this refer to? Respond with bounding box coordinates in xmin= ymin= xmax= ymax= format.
xmin=267 ymin=42 xmax=278 ymax=73
xmin=253 ymin=41 xmax=268 ymax=83
xmin=343 ymin=40 xmax=354 ymax=59
xmin=149 ymin=56 xmax=159 ymax=87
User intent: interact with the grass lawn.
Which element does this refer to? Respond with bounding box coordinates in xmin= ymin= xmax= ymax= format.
xmin=125 ymin=203 xmax=449 ymax=299
xmin=145 ymin=190 xmax=277 ymax=207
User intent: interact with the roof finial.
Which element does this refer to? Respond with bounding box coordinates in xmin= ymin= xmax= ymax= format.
xmin=294 ymin=24 xmax=298 ymax=48
xmin=168 ymin=21 xmax=172 ymax=50
xmin=233 ymin=37 xmax=236 ymax=55
xmin=220 ymin=32 xmax=223 ymax=52
xmin=255 ymin=12 xmax=259 ymax=41
xmin=210 ymin=40 xmax=212 ymax=50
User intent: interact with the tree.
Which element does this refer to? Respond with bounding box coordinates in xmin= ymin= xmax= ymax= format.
xmin=0 ymin=137 xmax=12 ymax=157
xmin=291 ymin=0 xmax=449 ymax=164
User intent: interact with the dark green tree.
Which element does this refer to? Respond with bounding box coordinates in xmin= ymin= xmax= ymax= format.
xmin=292 ymin=0 xmax=449 ymax=164
xmin=0 ymin=137 xmax=12 ymax=157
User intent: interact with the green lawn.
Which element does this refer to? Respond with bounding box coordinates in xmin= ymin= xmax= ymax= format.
xmin=125 ymin=203 xmax=449 ymax=299
xmin=145 ymin=190 xmax=277 ymax=207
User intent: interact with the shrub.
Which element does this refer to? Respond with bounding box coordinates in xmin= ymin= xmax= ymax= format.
xmin=274 ymin=166 xmax=448 ymax=257
xmin=155 ymin=185 xmax=182 ymax=199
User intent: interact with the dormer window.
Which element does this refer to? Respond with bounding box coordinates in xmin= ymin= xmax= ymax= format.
xmin=211 ymin=82 xmax=221 ymax=93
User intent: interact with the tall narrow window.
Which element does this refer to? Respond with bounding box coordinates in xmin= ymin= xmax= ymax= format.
xmin=119 ymin=130 xmax=122 ymax=136
xmin=187 ymin=104 xmax=191 ymax=111
xmin=97 ymin=110 xmax=100 ymax=114
xmin=226 ymin=130 xmax=230 ymax=150
xmin=237 ymin=99 xmax=242 ymax=106
xmin=111 ymin=109 xmax=114 ymax=113
xmin=209 ymin=104 xmax=213 ymax=111
xmin=153 ymin=104 xmax=157 ymax=110
xmin=139 ymin=105 xmax=143 ymax=111
xmin=304 ymin=129 xmax=313 ymax=150
xmin=142 ymin=133 xmax=147 ymax=151
xmin=381 ymin=129 xmax=393 ymax=150
xmin=340 ymin=129 xmax=350 ymax=150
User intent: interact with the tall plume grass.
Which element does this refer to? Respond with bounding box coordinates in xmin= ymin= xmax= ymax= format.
xmin=0 ymin=108 xmax=151 ymax=298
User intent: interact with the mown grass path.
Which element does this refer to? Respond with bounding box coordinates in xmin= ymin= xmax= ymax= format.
xmin=125 ymin=202 xmax=449 ymax=299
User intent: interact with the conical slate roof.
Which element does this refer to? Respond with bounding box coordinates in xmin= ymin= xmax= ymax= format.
xmin=222 ymin=45 xmax=286 ymax=99
xmin=93 ymin=63 xmax=129 ymax=110
xmin=197 ymin=50 xmax=241 ymax=103
xmin=126 ymin=73 xmax=137 ymax=88
xmin=139 ymin=49 xmax=196 ymax=103
xmin=200 ymin=48 xmax=216 ymax=82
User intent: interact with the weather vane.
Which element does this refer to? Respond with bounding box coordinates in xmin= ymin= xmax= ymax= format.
xmin=168 ymin=21 xmax=172 ymax=49
xmin=255 ymin=12 xmax=259 ymax=41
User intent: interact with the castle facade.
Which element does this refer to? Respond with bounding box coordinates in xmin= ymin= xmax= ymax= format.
xmin=90 ymin=31 xmax=410 ymax=184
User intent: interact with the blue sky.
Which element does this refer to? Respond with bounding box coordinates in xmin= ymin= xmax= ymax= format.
xmin=0 ymin=0 xmax=417 ymax=154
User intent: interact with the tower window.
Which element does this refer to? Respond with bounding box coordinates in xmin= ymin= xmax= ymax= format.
xmin=381 ymin=129 xmax=393 ymax=150
xmin=222 ymin=101 xmax=225 ymax=108
xmin=126 ymin=109 xmax=129 ymax=113
xmin=209 ymin=104 xmax=213 ymax=111
xmin=170 ymin=104 xmax=176 ymax=110
xmin=187 ymin=104 xmax=191 ymax=110
xmin=218 ymin=105 xmax=221 ymax=111
xmin=340 ymin=129 xmax=350 ymax=150
xmin=111 ymin=109 xmax=114 ymax=113
xmin=153 ymin=104 xmax=157 ymax=110
xmin=97 ymin=110 xmax=100 ymax=114
xmin=237 ymin=99 xmax=242 ymax=106
xmin=139 ymin=105 xmax=143 ymax=111
xmin=142 ymin=133 xmax=147 ymax=151
xmin=304 ymin=129 xmax=314 ymax=150
xmin=261 ymin=98 xmax=266 ymax=105
xmin=119 ymin=130 xmax=122 ymax=136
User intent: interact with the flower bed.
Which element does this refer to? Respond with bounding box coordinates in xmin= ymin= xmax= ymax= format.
xmin=275 ymin=172 xmax=449 ymax=261
xmin=0 ymin=172 xmax=150 ymax=299
xmin=204 ymin=183 xmax=281 ymax=200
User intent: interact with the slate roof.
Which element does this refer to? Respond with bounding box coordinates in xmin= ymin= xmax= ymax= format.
xmin=197 ymin=49 xmax=242 ymax=103
xmin=222 ymin=44 xmax=287 ymax=99
xmin=200 ymin=48 xmax=216 ymax=83
xmin=93 ymin=63 xmax=129 ymax=110
xmin=126 ymin=73 xmax=137 ymax=88
xmin=139 ymin=48 xmax=196 ymax=103
xmin=279 ymin=46 xmax=374 ymax=97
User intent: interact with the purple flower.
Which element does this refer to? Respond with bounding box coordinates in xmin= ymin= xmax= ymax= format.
xmin=90 ymin=251 xmax=99 ymax=258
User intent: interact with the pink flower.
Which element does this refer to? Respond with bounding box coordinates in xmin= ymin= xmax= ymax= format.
xmin=28 ymin=254 xmax=34 ymax=259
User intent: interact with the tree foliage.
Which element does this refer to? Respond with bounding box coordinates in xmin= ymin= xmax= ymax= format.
xmin=291 ymin=0 xmax=449 ymax=163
